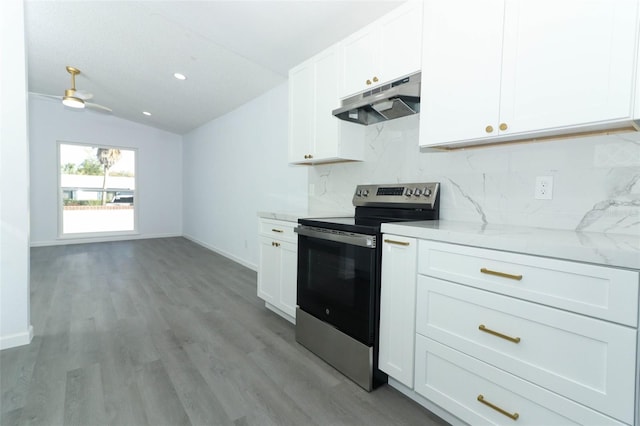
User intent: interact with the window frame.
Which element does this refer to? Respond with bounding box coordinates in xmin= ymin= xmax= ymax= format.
xmin=57 ymin=140 xmax=139 ymax=239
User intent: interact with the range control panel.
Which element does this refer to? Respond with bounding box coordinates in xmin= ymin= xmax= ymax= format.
xmin=353 ymin=182 xmax=440 ymax=209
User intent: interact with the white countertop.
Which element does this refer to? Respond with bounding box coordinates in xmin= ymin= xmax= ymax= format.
xmin=258 ymin=210 xmax=353 ymax=223
xmin=382 ymin=220 xmax=640 ymax=270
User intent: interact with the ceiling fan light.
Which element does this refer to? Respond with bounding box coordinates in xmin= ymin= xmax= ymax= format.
xmin=62 ymin=96 xmax=85 ymax=109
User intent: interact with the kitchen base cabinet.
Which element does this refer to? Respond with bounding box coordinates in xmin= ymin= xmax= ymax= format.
xmin=380 ymin=234 xmax=639 ymax=425
xmin=257 ymin=219 xmax=297 ymax=323
xmin=416 ymin=274 xmax=637 ymax=424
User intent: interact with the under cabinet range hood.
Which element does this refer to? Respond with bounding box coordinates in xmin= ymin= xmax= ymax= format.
xmin=333 ymin=72 xmax=421 ymax=125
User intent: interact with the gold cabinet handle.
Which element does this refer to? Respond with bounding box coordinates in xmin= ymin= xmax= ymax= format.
xmin=485 ymin=125 xmax=494 ymax=133
xmin=499 ymin=122 xmax=508 ymax=131
xmin=372 ymin=76 xmax=379 ymax=83
xmin=366 ymin=79 xmax=372 ymax=85
xmin=271 ymin=229 xmax=284 ymax=233
xmin=384 ymin=239 xmax=410 ymax=246
xmin=271 ymin=242 xmax=280 ymax=247
xmin=480 ymin=268 xmax=522 ymax=281
xmin=479 ymin=324 xmax=521 ymax=343
xmin=477 ymin=395 xmax=519 ymax=420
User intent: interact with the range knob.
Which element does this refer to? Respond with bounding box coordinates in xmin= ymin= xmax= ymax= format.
xmin=405 ymin=188 xmax=414 ymax=196
xmin=414 ymin=188 xmax=423 ymax=196
xmin=361 ymin=189 xmax=369 ymax=197
xmin=356 ymin=189 xmax=362 ymax=197
xmin=423 ymin=188 xmax=432 ymax=197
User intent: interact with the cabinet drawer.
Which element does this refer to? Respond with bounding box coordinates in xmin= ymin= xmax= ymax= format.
xmin=259 ymin=219 xmax=297 ymax=243
xmin=418 ymin=240 xmax=639 ymax=326
xmin=416 ymin=276 xmax=637 ymax=424
xmin=414 ymin=336 xmax=626 ymax=426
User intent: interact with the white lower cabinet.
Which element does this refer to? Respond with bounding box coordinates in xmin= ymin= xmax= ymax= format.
xmin=379 ymin=235 xmax=417 ymax=387
xmin=415 ymin=275 xmax=636 ymax=424
xmin=380 ymin=237 xmax=639 ymax=425
xmin=257 ymin=219 xmax=297 ymax=323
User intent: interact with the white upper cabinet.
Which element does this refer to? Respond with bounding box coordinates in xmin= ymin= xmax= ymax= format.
xmin=339 ymin=0 xmax=423 ymax=99
xmin=288 ymin=60 xmax=315 ymax=162
xmin=420 ymin=0 xmax=640 ymax=149
xmin=289 ymin=45 xmax=364 ymax=164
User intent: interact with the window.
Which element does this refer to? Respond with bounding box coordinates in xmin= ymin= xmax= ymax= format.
xmin=59 ymin=142 xmax=136 ymax=236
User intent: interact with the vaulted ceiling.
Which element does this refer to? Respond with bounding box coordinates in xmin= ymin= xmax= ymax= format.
xmin=25 ymin=1 xmax=404 ymax=135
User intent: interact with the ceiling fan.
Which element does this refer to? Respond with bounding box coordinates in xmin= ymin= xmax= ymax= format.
xmin=33 ymin=66 xmax=112 ymax=113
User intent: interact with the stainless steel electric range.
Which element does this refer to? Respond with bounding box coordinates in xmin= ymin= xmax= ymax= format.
xmin=294 ymin=182 xmax=440 ymax=391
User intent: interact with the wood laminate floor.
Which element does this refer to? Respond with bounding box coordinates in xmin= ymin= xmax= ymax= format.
xmin=1 ymin=237 xmax=449 ymax=426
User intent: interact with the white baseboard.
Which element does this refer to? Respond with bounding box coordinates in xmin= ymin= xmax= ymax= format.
xmin=0 ymin=325 xmax=33 ymax=351
xmin=183 ymin=234 xmax=257 ymax=271
xmin=30 ymin=232 xmax=182 ymax=247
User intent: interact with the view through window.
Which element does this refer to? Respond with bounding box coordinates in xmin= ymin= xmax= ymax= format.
xmin=59 ymin=142 xmax=136 ymax=235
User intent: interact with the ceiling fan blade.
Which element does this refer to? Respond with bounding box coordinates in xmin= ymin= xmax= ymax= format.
xmin=30 ymin=92 xmax=62 ymax=101
xmin=85 ymin=102 xmax=112 ymax=114
xmin=74 ymin=89 xmax=93 ymax=100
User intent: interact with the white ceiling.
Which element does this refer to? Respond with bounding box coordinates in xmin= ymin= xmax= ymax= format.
xmin=25 ymin=0 xmax=405 ymax=135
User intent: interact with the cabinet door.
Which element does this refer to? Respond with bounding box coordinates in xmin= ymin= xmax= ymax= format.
xmin=313 ymin=46 xmax=341 ymax=160
xmin=278 ymin=241 xmax=298 ymax=318
xmin=420 ymin=0 xmax=504 ymax=146
xmin=257 ymin=237 xmax=279 ymax=305
xmin=288 ymin=61 xmax=315 ymax=162
xmin=340 ymin=26 xmax=379 ymax=98
xmin=378 ymin=0 xmax=423 ymax=84
xmin=499 ymin=0 xmax=638 ymax=135
xmin=379 ymin=235 xmax=417 ymax=388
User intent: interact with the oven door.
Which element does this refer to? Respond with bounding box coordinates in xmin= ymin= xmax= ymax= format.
xmin=296 ymin=225 xmax=377 ymax=346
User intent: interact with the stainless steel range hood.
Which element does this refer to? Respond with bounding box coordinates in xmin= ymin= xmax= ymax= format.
xmin=332 ymin=72 xmax=420 ymax=125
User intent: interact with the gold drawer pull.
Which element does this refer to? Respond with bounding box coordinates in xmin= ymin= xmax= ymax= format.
xmin=477 ymin=394 xmax=519 ymax=420
xmin=384 ymin=239 xmax=410 ymax=246
xmin=271 ymin=242 xmax=280 ymax=247
xmin=480 ymin=267 xmax=522 ymax=281
xmin=479 ymin=324 xmax=521 ymax=343
xmin=271 ymin=228 xmax=284 ymax=233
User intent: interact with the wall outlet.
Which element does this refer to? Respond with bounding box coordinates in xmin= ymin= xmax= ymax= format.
xmin=535 ymin=176 xmax=553 ymax=200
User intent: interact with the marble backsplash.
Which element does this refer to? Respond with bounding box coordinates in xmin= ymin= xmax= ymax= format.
xmin=308 ymin=115 xmax=640 ymax=235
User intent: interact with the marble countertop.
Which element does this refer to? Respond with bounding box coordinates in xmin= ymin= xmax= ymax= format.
xmin=381 ymin=220 xmax=639 ymax=270
xmin=258 ymin=210 xmax=353 ymax=223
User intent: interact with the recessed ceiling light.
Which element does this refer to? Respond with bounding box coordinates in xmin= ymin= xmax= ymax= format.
xmin=173 ymin=73 xmax=187 ymax=80
xmin=142 ymin=111 xmax=151 ymax=116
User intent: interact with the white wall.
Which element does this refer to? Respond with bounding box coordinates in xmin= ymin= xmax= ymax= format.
xmin=309 ymin=115 xmax=640 ymax=235
xmin=0 ymin=0 xmax=32 ymax=350
xmin=182 ymin=82 xmax=308 ymax=270
xmin=29 ymin=97 xmax=183 ymax=245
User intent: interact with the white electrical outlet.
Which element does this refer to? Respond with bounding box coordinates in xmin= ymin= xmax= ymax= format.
xmin=535 ymin=176 xmax=553 ymax=200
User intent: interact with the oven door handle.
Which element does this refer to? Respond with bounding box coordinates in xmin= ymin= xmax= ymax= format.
xmin=295 ymin=225 xmax=376 ymax=249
